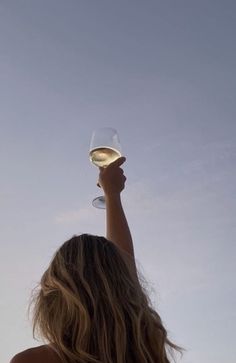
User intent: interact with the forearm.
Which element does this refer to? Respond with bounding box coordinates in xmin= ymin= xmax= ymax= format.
xmin=105 ymin=193 xmax=135 ymax=258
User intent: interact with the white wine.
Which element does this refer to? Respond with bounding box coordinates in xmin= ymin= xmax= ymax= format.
xmin=89 ymin=147 xmax=121 ymax=167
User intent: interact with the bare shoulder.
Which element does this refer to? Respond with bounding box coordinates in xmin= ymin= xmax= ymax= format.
xmin=10 ymin=344 xmax=62 ymax=363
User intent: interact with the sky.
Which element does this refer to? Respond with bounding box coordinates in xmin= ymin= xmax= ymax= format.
xmin=0 ymin=1 xmax=235 ymax=362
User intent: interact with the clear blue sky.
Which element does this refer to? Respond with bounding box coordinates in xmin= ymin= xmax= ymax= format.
xmin=0 ymin=1 xmax=235 ymax=362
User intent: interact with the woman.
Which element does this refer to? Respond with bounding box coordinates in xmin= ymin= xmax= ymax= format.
xmin=10 ymin=157 xmax=183 ymax=363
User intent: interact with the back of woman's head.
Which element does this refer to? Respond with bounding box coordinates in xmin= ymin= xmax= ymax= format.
xmin=29 ymin=234 xmax=183 ymax=363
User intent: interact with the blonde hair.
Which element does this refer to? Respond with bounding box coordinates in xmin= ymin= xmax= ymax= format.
xmin=28 ymin=234 xmax=184 ymax=363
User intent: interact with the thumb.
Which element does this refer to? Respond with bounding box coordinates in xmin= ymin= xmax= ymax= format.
xmin=107 ymin=156 xmax=126 ymax=168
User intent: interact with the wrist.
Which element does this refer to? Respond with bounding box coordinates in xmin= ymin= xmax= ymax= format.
xmin=104 ymin=192 xmax=121 ymax=203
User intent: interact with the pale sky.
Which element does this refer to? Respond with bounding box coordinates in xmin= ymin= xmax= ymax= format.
xmin=0 ymin=1 xmax=236 ymax=362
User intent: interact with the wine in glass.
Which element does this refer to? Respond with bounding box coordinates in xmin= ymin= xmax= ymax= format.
xmin=89 ymin=127 xmax=122 ymax=208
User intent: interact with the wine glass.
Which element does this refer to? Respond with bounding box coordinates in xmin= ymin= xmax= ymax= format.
xmin=89 ymin=127 xmax=122 ymax=209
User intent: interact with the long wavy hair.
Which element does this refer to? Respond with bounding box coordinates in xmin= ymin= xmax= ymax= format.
xmin=28 ymin=234 xmax=184 ymax=363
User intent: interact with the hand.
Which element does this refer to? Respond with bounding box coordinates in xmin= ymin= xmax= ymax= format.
xmin=98 ymin=156 xmax=127 ymax=196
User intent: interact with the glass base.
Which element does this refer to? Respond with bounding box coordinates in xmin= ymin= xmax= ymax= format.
xmin=92 ymin=196 xmax=106 ymax=209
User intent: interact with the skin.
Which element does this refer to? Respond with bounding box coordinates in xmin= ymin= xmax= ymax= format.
xmin=10 ymin=156 xmax=137 ymax=363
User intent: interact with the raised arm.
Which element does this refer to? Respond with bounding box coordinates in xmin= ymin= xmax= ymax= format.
xmin=98 ymin=157 xmax=135 ymax=259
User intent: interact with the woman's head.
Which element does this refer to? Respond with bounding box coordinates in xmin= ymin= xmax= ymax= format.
xmin=29 ymin=234 xmax=183 ymax=363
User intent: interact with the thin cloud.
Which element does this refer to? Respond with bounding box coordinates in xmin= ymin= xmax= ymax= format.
xmin=54 ymin=206 xmax=93 ymax=224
